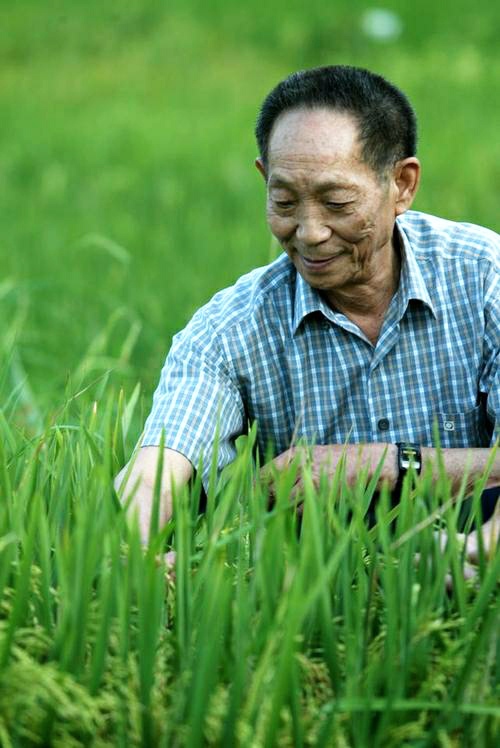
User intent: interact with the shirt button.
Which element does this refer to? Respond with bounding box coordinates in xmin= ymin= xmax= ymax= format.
xmin=377 ymin=418 xmax=390 ymax=431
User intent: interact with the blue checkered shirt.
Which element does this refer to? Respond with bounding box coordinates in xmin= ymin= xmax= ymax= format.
xmin=142 ymin=210 xmax=499 ymax=489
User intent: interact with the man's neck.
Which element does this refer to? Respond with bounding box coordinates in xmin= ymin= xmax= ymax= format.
xmin=323 ymin=236 xmax=402 ymax=344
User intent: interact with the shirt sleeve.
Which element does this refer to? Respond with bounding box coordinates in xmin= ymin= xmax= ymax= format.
xmin=140 ymin=309 xmax=246 ymax=492
xmin=479 ymin=254 xmax=500 ymax=445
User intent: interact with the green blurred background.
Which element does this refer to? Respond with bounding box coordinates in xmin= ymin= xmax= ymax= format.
xmin=1 ymin=0 xmax=499 ymax=434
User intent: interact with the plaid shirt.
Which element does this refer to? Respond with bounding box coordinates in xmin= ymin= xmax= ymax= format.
xmin=142 ymin=210 xmax=499 ymax=489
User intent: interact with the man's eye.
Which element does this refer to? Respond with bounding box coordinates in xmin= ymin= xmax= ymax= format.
xmin=326 ymin=202 xmax=347 ymax=210
xmin=274 ymin=200 xmax=295 ymax=209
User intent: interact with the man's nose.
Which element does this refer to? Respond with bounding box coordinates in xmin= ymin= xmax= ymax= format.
xmin=295 ymin=213 xmax=331 ymax=245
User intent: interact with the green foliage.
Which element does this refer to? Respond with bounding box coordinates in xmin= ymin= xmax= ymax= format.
xmin=0 ymin=386 xmax=498 ymax=746
xmin=0 ymin=2 xmax=499 ymax=745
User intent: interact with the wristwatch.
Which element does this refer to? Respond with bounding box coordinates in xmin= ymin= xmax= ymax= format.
xmin=394 ymin=442 xmax=422 ymax=501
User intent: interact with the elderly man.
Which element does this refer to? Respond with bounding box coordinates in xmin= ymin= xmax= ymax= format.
xmin=116 ymin=65 xmax=499 ymax=557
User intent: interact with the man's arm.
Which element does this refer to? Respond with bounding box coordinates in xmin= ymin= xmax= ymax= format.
xmin=421 ymin=446 xmax=499 ymax=493
xmin=115 ymin=443 xmax=498 ymax=548
xmin=265 ymin=443 xmax=499 ymax=558
xmin=266 ymin=443 xmax=499 ymax=493
xmin=114 ymin=446 xmax=193 ymax=544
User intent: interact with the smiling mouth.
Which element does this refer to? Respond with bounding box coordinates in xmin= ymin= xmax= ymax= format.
xmin=301 ymin=254 xmax=341 ymax=270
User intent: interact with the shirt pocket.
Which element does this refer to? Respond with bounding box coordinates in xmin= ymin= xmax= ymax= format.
xmin=434 ymin=405 xmax=489 ymax=447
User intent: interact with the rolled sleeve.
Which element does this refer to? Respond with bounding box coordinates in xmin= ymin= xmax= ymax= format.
xmin=141 ymin=310 xmax=246 ymax=492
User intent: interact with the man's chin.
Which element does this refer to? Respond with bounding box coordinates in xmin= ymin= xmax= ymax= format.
xmin=297 ymin=265 xmax=346 ymax=287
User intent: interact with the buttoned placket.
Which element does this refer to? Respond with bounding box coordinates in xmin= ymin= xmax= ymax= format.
xmin=366 ymin=294 xmax=405 ymax=441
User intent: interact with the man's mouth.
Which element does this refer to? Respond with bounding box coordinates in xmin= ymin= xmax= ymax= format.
xmin=300 ymin=254 xmax=340 ymax=270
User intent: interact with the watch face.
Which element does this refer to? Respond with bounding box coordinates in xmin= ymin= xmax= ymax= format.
xmin=399 ymin=444 xmax=422 ymax=472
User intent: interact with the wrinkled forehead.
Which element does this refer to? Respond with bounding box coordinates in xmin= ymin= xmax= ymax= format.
xmin=266 ymin=108 xmax=376 ymax=189
xmin=267 ymin=107 xmax=363 ymax=163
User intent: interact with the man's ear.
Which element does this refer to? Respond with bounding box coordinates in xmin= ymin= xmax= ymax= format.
xmin=393 ymin=157 xmax=421 ymax=215
xmin=255 ymin=157 xmax=267 ymax=182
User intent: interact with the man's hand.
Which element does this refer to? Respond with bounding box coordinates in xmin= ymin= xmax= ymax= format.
xmin=425 ymin=511 xmax=500 ymax=590
xmin=114 ymin=446 xmax=193 ymax=545
xmin=460 ymin=511 xmax=499 ymax=563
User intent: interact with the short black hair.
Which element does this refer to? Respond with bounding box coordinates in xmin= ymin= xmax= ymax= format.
xmin=255 ymin=65 xmax=417 ymax=175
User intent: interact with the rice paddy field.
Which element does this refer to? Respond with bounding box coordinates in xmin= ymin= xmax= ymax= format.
xmin=0 ymin=1 xmax=499 ymax=745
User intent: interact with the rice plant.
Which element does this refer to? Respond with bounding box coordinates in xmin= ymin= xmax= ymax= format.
xmin=0 ymin=377 xmax=498 ymax=747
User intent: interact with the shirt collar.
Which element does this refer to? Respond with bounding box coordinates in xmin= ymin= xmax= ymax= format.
xmin=292 ymin=272 xmax=333 ymax=335
xmin=395 ymin=217 xmax=437 ymax=320
xmin=292 ymin=220 xmax=437 ymax=335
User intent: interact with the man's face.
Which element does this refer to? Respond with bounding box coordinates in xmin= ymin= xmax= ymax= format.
xmin=259 ymin=108 xmax=403 ymax=297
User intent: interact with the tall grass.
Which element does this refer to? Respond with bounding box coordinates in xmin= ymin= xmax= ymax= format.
xmin=0 ymin=375 xmax=498 ymax=746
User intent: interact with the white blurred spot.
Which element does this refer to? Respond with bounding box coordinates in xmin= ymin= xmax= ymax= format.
xmin=361 ymin=9 xmax=403 ymax=41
